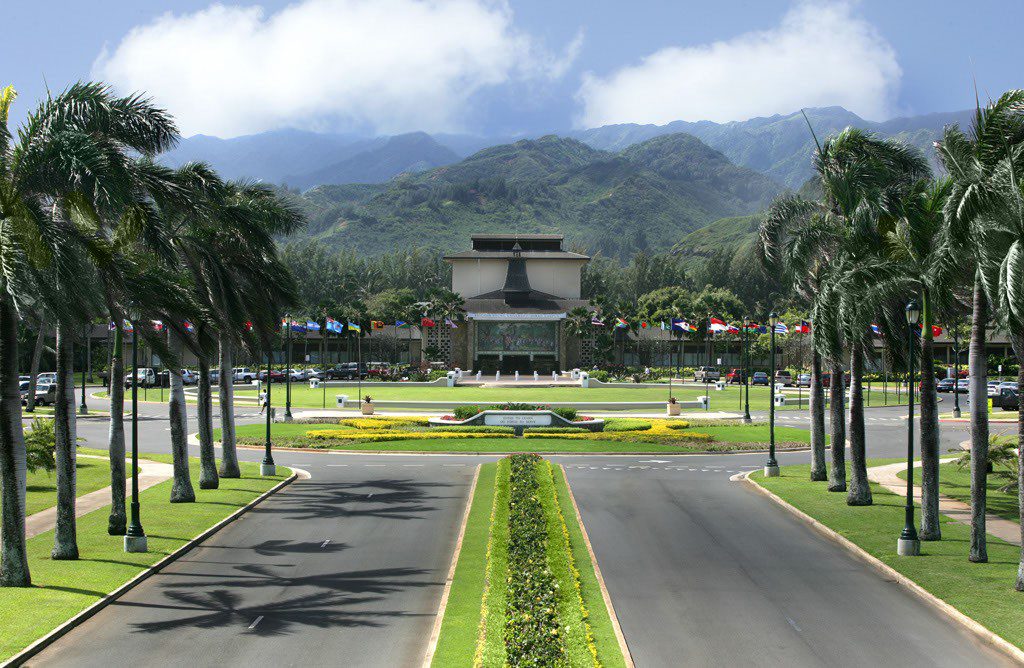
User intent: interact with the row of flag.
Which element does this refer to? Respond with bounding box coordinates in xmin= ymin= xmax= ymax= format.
xmin=592 ymin=316 xmax=810 ymax=336
xmin=871 ymin=323 xmax=944 ymax=337
xmin=283 ymin=316 xmax=458 ymax=334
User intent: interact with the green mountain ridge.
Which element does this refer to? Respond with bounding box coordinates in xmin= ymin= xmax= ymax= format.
xmin=294 ymin=133 xmax=782 ymax=259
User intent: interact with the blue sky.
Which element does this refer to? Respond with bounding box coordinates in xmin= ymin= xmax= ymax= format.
xmin=4 ymin=1 xmax=1021 ymax=138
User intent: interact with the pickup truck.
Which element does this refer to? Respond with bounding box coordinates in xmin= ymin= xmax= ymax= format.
xmin=694 ymin=366 xmax=721 ymax=383
xmin=232 ymin=367 xmax=257 ymax=383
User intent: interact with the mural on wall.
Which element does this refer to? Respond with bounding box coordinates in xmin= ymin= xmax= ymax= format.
xmin=477 ymin=321 xmax=557 ymax=353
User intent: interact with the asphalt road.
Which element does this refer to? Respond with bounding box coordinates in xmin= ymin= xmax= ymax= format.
xmin=28 ymin=389 xmax=1013 ymax=667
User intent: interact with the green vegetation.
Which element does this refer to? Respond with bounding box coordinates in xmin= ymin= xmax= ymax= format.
xmin=0 ymin=459 xmax=289 ymax=662
xmin=753 ymin=464 xmax=1024 ymax=650
xmin=21 ymin=457 xmax=124 ymax=517
xmin=432 ymin=456 xmax=624 ymax=667
xmin=229 ymin=418 xmax=813 ymax=453
xmin=899 ymin=462 xmax=1020 ymax=522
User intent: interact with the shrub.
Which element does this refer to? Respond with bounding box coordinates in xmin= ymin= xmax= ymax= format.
xmin=552 ymin=406 xmax=578 ymax=421
xmin=453 ymin=405 xmax=482 ymax=421
xmin=427 ymin=368 xmax=450 ymax=381
xmin=337 ymin=417 xmax=425 ymax=430
xmin=504 ymin=454 xmax=566 ymax=664
xmin=430 ymin=425 xmax=514 ymax=434
xmin=491 ymin=402 xmax=541 ymax=411
xmin=524 ymin=427 xmax=588 ymax=434
xmin=663 ymin=421 xmax=692 ymax=430
xmin=588 ymin=370 xmax=610 ymax=382
xmin=604 ymin=419 xmax=652 ymax=432
xmin=25 ymin=418 xmax=56 ymax=473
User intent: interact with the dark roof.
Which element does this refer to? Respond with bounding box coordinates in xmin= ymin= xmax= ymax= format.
xmin=465 ymin=290 xmax=589 ymax=315
xmin=444 ymin=250 xmax=589 ymax=260
xmin=470 ymin=233 xmax=563 ymax=240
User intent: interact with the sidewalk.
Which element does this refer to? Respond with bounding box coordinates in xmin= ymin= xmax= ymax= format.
xmin=26 ymin=455 xmax=174 ymax=539
xmin=867 ymin=459 xmax=1019 ymax=546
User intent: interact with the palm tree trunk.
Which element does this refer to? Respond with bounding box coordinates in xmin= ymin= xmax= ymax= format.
xmin=969 ymin=279 xmax=988 ymax=562
xmin=25 ymin=317 xmax=45 ymax=413
xmin=919 ymin=294 xmax=941 ymax=541
xmin=828 ymin=359 xmax=847 ymax=492
xmin=217 ymin=337 xmax=239 ymax=478
xmin=846 ymin=342 xmax=871 ymax=505
xmin=1017 ymin=359 xmax=1024 ymax=591
xmin=0 ymin=294 xmax=30 ymax=586
xmin=51 ymin=325 xmax=78 ymax=560
xmin=167 ymin=332 xmax=195 ymax=503
xmin=106 ymin=322 xmax=126 ymax=534
xmin=196 ymin=356 xmax=219 ymax=490
xmin=809 ymin=350 xmax=827 ymax=481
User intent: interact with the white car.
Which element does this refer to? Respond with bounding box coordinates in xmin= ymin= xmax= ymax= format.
xmin=180 ymin=369 xmax=198 ymax=385
xmin=287 ymin=368 xmax=305 ymax=381
xmin=125 ymin=368 xmax=156 ymax=388
xmin=232 ymin=367 xmax=257 ymax=383
xmin=36 ymin=372 xmax=56 ymax=385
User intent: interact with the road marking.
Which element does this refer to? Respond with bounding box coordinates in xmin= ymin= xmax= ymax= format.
xmin=365 ymin=464 xmax=385 ymax=467
xmin=248 ymin=616 xmax=264 ymax=630
xmin=402 ymin=464 xmax=424 ymax=467
xmin=367 ymin=493 xmax=374 ymax=499
xmin=326 ymin=464 xmax=349 ymax=467
xmin=321 ymin=539 xmax=331 ymax=548
xmin=638 ymin=459 xmax=671 ymax=463
xmin=786 ymin=616 xmax=802 ymax=633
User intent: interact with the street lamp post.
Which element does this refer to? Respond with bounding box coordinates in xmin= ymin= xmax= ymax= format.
xmin=79 ymin=325 xmax=88 ymax=415
xmin=261 ymin=349 xmax=276 ymax=476
xmin=285 ymin=315 xmax=293 ymax=421
xmin=952 ymin=324 xmax=962 ymax=418
xmin=124 ymin=319 xmax=147 ymax=553
xmin=743 ymin=318 xmax=751 ymax=423
xmin=898 ymin=300 xmax=922 ymax=556
xmin=765 ymin=312 xmax=780 ymax=477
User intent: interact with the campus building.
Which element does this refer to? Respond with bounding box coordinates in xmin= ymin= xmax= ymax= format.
xmin=443 ymin=234 xmax=590 ymax=373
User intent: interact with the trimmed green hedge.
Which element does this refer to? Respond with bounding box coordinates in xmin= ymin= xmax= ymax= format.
xmin=430 ymin=425 xmax=514 ymax=434
xmin=505 ymin=454 xmax=566 ymax=664
xmin=525 ymin=427 xmax=589 ymax=434
xmin=604 ymin=418 xmax=652 ymax=432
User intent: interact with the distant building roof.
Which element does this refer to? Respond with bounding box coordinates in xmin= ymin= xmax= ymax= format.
xmin=465 ymin=289 xmax=589 ymax=316
xmin=444 ymin=250 xmax=589 ymax=261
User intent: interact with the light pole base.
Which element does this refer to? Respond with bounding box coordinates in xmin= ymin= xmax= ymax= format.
xmin=897 ymin=537 xmax=920 ymax=556
xmin=124 ymin=534 xmax=148 ymax=553
xmin=764 ymin=465 xmax=780 ymax=477
xmin=78 ymin=406 xmax=89 ymax=415
xmin=952 ymin=408 xmax=962 ymax=418
xmin=742 ymin=415 xmax=752 ymax=423
xmin=284 ymin=413 xmax=293 ymax=423
xmin=261 ymin=463 xmax=277 ymax=476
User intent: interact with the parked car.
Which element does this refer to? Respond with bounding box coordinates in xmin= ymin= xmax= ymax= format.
xmin=327 ymin=362 xmax=367 ymax=380
xmin=694 ymin=366 xmax=721 ymax=383
xmin=822 ymin=372 xmax=850 ymax=388
xmin=258 ymin=369 xmax=286 ymax=383
xmin=998 ymin=387 xmax=1019 ymax=411
xmin=956 ymin=379 xmax=969 ymax=393
xmin=725 ymin=368 xmax=745 ymax=384
xmin=796 ymin=373 xmax=811 ymax=388
xmin=774 ymin=370 xmax=794 ymax=387
xmin=751 ymin=371 xmax=769 ymax=386
xmin=36 ymin=372 xmax=56 ymax=385
xmin=936 ymin=378 xmax=957 ymax=393
xmin=179 ymin=369 xmax=197 ymax=385
xmin=25 ymin=383 xmax=56 ymax=406
xmin=232 ymin=367 xmax=257 ymax=383
xmin=124 ymin=368 xmax=157 ymax=388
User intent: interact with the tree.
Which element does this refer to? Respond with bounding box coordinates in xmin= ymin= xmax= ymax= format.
xmin=935 ymin=90 xmax=1024 ymax=562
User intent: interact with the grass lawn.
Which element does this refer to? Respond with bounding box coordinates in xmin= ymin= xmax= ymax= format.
xmin=431 ymin=456 xmax=624 ymax=667
xmin=0 ymin=457 xmax=289 ymax=663
xmin=234 ymin=382 xmax=904 ymax=411
xmin=754 ymin=462 xmax=1024 ymax=651
xmin=898 ymin=462 xmax=1020 ymax=522
xmin=21 ymin=457 xmax=124 ymax=516
xmin=227 ymin=421 xmax=812 ymax=454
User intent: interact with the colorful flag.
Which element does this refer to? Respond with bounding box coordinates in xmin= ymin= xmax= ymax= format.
xmin=371 ymin=320 xmax=385 ymax=330
xmin=683 ymin=321 xmax=698 ymax=332
xmin=420 ymin=317 xmax=436 ymax=328
xmin=347 ymin=322 xmax=361 ymax=333
xmin=744 ymin=322 xmax=760 ymax=331
xmin=151 ymin=320 xmax=164 ymax=332
xmin=591 ymin=316 xmax=605 ymax=326
xmin=396 ymin=320 xmax=410 ymax=329
xmin=774 ymin=322 xmax=789 ymax=335
xmin=290 ymin=320 xmax=307 ymax=333
xmin=123 ymin=320 xmax=134 ymax=333
xmin=660 ymin=321 xmax=668 ymax=331
xmin=615 ymin=317 xmax=629 ymax=328
xmin=640 ymin=321 xmax=648 ymax=329
xmin=709 ymin=317 xmax=728 ymax=333
xmin=931 ymin=325 xmax=943 ymax=337
xmin=183 ymin=320 xmax=195 ymax=333
xmin=444 ymin=317 xmax=458 ymax=329
xmin=281 ymin=317 xmax=288 ymax=330
xmin=794 ymin=320 xmax=811 ymax=334
xmin=244 ymin=321 xmax=253 ymax=331
xmin=671 ymin=318 xmax=685 ymax=331
xmin=306 ymin=320 xmax=321 ymax=332
xmin=870 ymin=323 xmax=881 ymax=335
xmin=726 ymin=324 xmax=740 ymax=335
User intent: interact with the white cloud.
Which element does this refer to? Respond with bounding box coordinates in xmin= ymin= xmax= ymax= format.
xmin=576 ymin=1 xmax=901 ymax=128
xmin=93 ymin=0 xmax=578 ymax=137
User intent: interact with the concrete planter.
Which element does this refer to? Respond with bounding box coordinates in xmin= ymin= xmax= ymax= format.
xmin=666 ymin=402 xmax=681 ymax=416
xmin=361 ymin=402 xmax=375 ymax=415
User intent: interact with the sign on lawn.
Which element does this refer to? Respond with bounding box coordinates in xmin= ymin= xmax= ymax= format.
xmin=483 ymin=412 xmax=552 ymax=427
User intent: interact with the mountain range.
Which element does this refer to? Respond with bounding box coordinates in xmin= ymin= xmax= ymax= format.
xmin=293 ymin=133 xmax=780 ymax=259
xmin=160 ymin=106 xmax=972 ymax=191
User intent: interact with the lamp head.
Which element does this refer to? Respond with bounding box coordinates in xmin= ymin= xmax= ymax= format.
xmin=905 ymin=300 xmax=920 ymax=325
xmin=769 ymin=312 xmax=778 ymax=326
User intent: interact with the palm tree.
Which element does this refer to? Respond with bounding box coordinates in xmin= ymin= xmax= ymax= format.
xmin=563 ymin=307 xmax=591 ymax=365
xmin=24 ymin=312 xmax=46 ymax=413
xmin=935 ymin=90 xmax=1024 ymax=562
xmin=760 ymin=195 xmax=834 ymax=482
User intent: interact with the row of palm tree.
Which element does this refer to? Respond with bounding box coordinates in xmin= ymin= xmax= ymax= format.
xmin=760 ymin=90 xmax=1024 ymax=587
xmin=0 ymin=82 xmax=302 ymax=586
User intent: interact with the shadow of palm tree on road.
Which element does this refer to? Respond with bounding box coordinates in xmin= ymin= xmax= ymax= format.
xmin=257 ymin=477 xmax=461 ymax=522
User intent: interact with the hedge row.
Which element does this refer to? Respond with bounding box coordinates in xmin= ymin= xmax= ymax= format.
xmin=504 ymin=454 xmax=567 ymax=666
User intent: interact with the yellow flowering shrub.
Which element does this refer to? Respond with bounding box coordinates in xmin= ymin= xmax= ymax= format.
xmin=336 ymin=417 xmax=428 ymax=430
xmin=305 ymin=429 xmax=513 ymax=442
